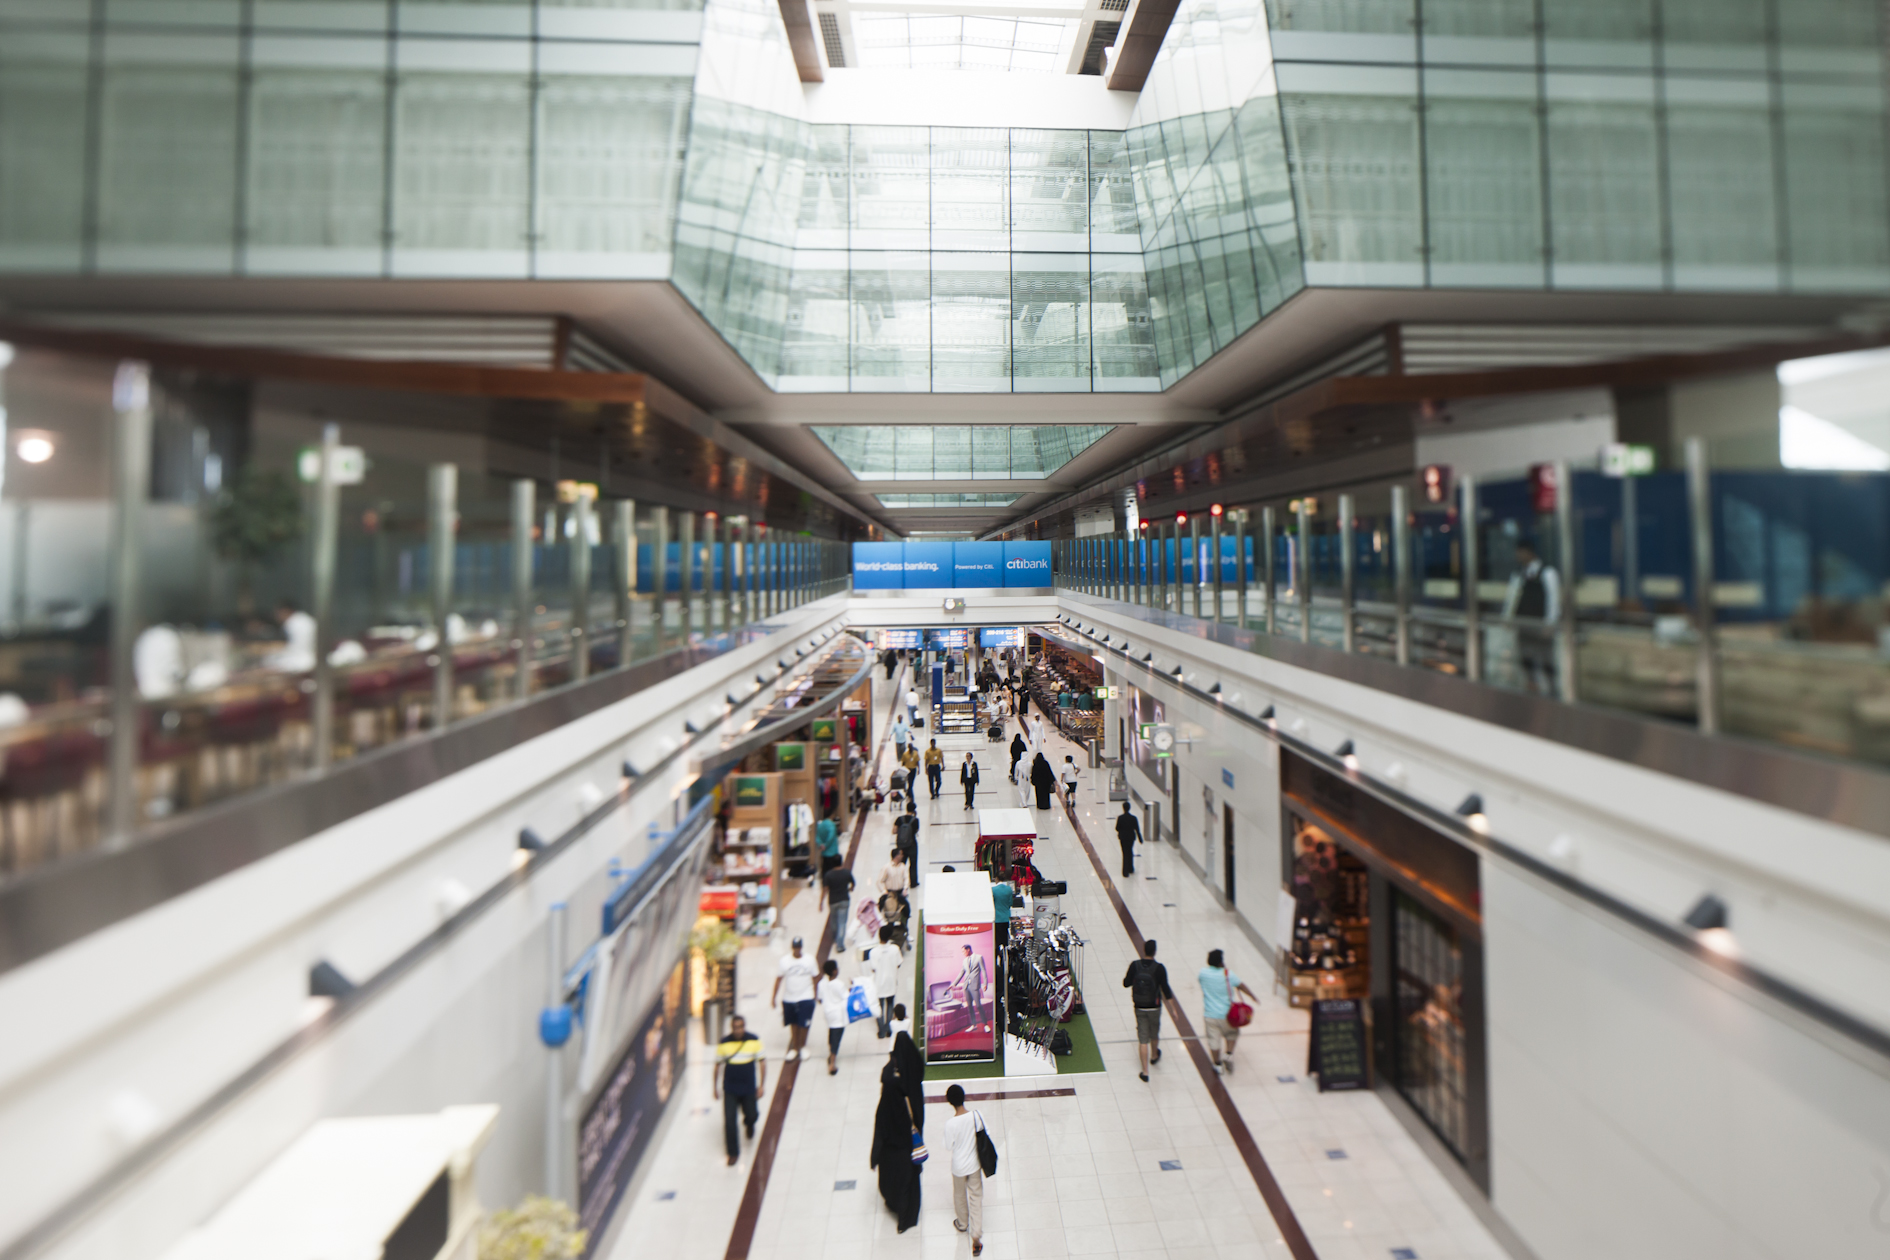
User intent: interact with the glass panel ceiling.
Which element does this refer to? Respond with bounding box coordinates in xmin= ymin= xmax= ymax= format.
xmin=852 ymin=14 xmax=1080 ymax=72
xmin=814 ymin=424 xmax=1112 ymax=479
xmin=877 ymin=492 xmax=1022 ymax=507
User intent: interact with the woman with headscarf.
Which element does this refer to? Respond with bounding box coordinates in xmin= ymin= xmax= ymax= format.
xmin=869 ymin=1031 xmax=926 ymax=1232
xmin=1030 ymin=750 xmax=1057 ymax=810
xmin=1009 ymin=731 xmax=1027 ymax=778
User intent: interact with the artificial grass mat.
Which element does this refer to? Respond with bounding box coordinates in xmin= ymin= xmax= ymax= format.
xmin=912 ymin=913 xmax=1107 ymax=1081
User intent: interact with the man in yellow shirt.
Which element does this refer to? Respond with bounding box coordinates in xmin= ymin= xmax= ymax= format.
xmin=714 ymin=1014 xmax=766 ymax=1165
xmin=923 ymin=739 xmax=945 ymax=799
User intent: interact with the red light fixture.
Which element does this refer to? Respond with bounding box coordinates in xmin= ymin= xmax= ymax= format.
xmin=1210 ymin=503 xmax=1223 ymax=517
xmin=1176 ymin=512 xmax=1187 ymax=525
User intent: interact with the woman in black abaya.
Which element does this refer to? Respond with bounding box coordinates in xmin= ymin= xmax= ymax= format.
xmin=869 ymin=1031 xmax=926 ymax=1232
xmin=1009 ymin=731 xmax=1027 ymax=777
xmin=1031 ymin=751 xmax=1057 ymax=809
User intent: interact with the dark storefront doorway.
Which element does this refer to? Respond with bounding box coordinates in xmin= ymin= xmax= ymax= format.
xmin=1279 ymin=751 xmax=1489 ymax=1191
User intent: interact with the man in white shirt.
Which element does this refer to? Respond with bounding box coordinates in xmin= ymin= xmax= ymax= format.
xmin=771 ymin=936 xmax=819 ymax=1062
xmin=1058 ymin=755 xmax=1080 ymax=802
xmin=868 ymin=925 xmax=902 ymax=1038
xmin=942 ymin=1084 xmax=986 ymax=1255
xmin=878 ymin=847 xmax=910 ymax=897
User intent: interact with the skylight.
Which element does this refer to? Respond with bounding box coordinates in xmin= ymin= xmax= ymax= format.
xmin=813 ymin=424 xmax=1113 ymax=479
xmin=851 ymin=13 xmax=1081 ymax=71
xmin=877 ymin=493 xmax=1022 ymax=507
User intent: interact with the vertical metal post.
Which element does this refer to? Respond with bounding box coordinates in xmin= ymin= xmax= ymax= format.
xmin=1211 ymin=512 xmax=1224 ymax=623
xmin=10 ymin=502 xmax=28 ymax=626
xmin=1686 ymin=438 xmax=1720 ymax=734
xmin=1188 ymin=515 xmax=1201 ymax=617
xmin=106 ymin=362 xmax=152 ymax=843
xmin=614 ymin=499 xmax=635 ymax=667
xmin=310 ymin=422 xmax=341 ymax=772
xmin=652 ymin=505 xmax=670 ymax=639
xmin=1234 ymin=510 xmax=1248 ymax=628
xmin=1391 ymin=484 xmax=1411 ymax=667
xmin=678 ymin=511 xmax=695 ymax=637
xmin=569 ymin=491 xmax=592 ymax=682
xmin=1159 ymin=525 xmax=1170 ymax=611
xmin=1262 ymin=506 xmax=1277 ymax=635
xmin=1339 ymin=492 xmax=1356 ymax=653
xmin=730 ymin=516 xmax=747 ymax=629
xmin=512 ymin=479 xmax=535 ymax=700
xmin=1621 ymin=470 xmax=1640 ymax=612
xmin=1295 ymin=499 xmax=1311 ymax=644
xmin=1552 ymin=459 xmax=1578 ymax=702
xmin=1461 ymin=473 xmax=1482 ymax=683
xmin=720 ymin=518 xmax=733 ymax=627
xmin=544 ymin=902 xmax=567 ymax=1202
xmin=430 ymin=463 xmax=457 ymax=725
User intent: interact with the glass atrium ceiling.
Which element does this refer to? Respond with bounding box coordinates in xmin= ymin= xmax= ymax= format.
xmin=852 ymin=13 xmax=1081 ymax=71
xmin=812 ymin=425 xmax=1113 ymax=479
xmin=877 ymin=493 xmax=1022 ymax=508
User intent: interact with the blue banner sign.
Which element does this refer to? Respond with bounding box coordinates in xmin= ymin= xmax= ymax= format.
xmin=1002 ymin=541 xmax=1052 ymax=587
xmin=851 ymin=540 xmax=1052 ymax=589
xmin=979 ymin=626 xmax=1023 ymax=647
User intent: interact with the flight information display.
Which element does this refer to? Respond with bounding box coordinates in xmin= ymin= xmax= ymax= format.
xmin=925 ymin=628 xmax=970 ymax=650
xmin=979 ymin=627 xmax=1024 ymax=647
xmin=879 ymin=629 xmax=923 ymax=649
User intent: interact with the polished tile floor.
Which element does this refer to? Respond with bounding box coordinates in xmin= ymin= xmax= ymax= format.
xmin=608 ymin=669 xmax=1509 ymax=1260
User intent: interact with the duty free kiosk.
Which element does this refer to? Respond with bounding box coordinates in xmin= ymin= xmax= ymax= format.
xmin=922 ymin=871 xmax=997 ymax=1064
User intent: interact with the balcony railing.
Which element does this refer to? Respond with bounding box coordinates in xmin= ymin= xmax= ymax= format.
xmin=1052 ymin=439 xmax=1890 ymax=774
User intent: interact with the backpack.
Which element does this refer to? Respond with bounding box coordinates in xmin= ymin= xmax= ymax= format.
xmin=1128 ymin=959 xmax=1161 ymax=1010
xmin=895 ymin=815 xmax=918 ymax=844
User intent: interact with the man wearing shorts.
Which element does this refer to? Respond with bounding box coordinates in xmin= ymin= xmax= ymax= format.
xmin=1200 ymin=949 xmax=1261 ymax=1074
xmin=772 ymin=936 xmax=819 ymax=1062
xmin=1122 ymin=938 xmax=1173 ymax=1083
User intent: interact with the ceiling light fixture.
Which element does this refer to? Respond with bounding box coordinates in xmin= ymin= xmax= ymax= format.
xmin=518 ymin=827 xmax=549 ymax=853
xmin=308 ymin=961 xmax=356 ymax=999
xmin=1455 ymin=793 xmax=1488 ymax=834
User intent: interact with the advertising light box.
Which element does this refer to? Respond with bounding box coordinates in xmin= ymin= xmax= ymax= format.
xmin=853 ymin=542 xmax=907 ymax=590
xmin=1002 ymin=541 xmax=1052 ymax=588
xmin=852 ymin=541 xmax=1053 ymax=591
xmin=952 ymin=542 xmax=1004 ymax=587
xmin=902 ymin=541 xmax=955 ymax=589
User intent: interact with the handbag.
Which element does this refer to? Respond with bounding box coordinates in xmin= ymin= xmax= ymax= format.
xmin=974 ymin=1112 xmax=998 ymax=1177
xmin=910 ymin=1131 xmax=928 ymax=1165
xmin=846 ymin=980 xmax=875 ymax=1024
xmin=1224 ymin=968 xmax=1254 ymax=1028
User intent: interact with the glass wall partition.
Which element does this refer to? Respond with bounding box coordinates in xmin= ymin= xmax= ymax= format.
xmin=0 ymin=346 xmax=851 ymax=887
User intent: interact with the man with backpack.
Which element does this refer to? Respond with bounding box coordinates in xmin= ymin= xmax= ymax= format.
xmin=1122 ymin=938 xmax=1173 ymax=1082
xmin=894 ymin=802 xmax=920 ymax=887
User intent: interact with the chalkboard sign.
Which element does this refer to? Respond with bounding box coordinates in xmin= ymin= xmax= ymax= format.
xmin=1307 ymin=998 xmax=1368 ymax=1092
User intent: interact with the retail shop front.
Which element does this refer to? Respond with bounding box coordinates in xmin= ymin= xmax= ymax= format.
xmin=1279 ymin=751 xmax=1490 ymax=1191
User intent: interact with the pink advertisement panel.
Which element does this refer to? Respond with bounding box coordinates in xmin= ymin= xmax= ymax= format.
xmin=924 ymin=920 xmax=997 ymax=1062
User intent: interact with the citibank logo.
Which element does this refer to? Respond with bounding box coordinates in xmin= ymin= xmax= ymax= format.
xmin=1007 ymin=557 xmax=1049 ymax=571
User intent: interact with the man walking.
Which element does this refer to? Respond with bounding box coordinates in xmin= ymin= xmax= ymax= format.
xmin=771 ymin=936 xmax=818 ymax=1062
xmin=1115 ymin=801 xmax=1142 ymax=877
xmin=956 ymin=942 xmax=991 ymax=1033
xmin=713 ymin=1014 xmax=765 ymax=1166
xmin=1059 ymin=755 xmax=1080 ymax=803
xmin=818 ymin=860 xmax=856 ymax=953
xmin=960 ymin=752 xmax=980 ymax=810
xmin=944 ymin=1084 xmax=987 ymax=1256
xmin=894 ymin=802 xmax=921 ymax=887
xmin=815 ymin=812 xmax=840 ymax=875
xmin=1122 ymin=938 xmax=1173 ymax=1082
xmin=891 ymin=712 xmax=911 ymax=760
xmin=924 ymin=739 xmax=944 ymax=799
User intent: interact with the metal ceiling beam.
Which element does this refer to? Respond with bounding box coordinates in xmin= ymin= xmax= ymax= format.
xmin=1105 ymin=0 xmax=1178 ymax=90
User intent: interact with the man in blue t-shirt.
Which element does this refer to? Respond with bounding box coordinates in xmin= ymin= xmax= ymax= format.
xmin=1199 ymin=948 xmax=1260 ymax=1075
xmin=714 ymin=1015 xmax=767 ymax=1164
